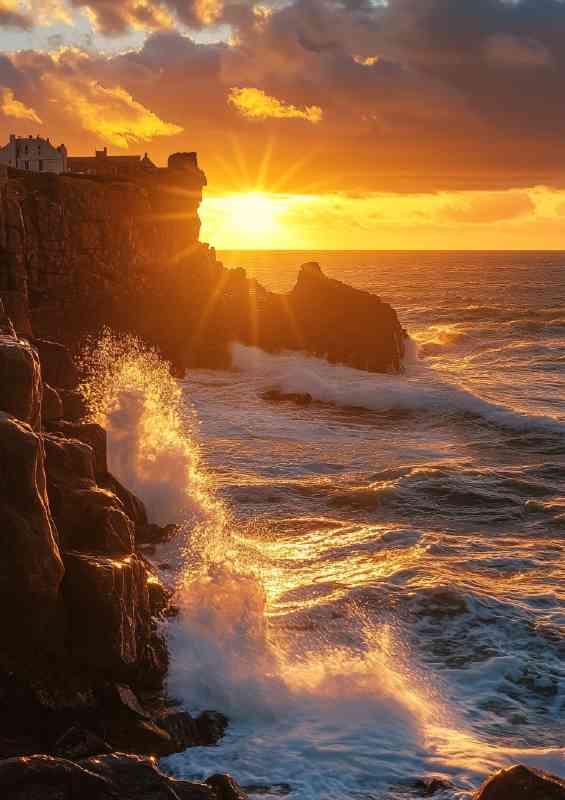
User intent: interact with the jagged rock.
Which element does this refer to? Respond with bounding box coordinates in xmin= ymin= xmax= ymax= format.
xmin=157 ymin=710 xmax=198 ymax=750
xmin=59 ymin=388 xmax=88 ymax=421
xmin=284 ymin=262 xmax=404 ymax=372
xmin=53 ymin=726 xmax=112 ymax=760
xmin=81 ymin=754 xmax=216 ymax=799
xmin=0 ymin=413 xmax=64 ymax=672
xmin=43 ymin=433 xmax=134 ymax=555
xmin=0 ymin=336 xmax=42 ymax=429
xmin=42 ymin=383 xmax=63 ymax=423
xmin=137 ymin=522 xmax=177 ymax=545
xmin=100 ymin=472 xmax=148 ymax=527
xmin=474 ymin=764 xmax=565 ymax=799
xmin=62 ymin=552 xmax=168 ymax=689
xmin=206 ymin=774 xmax=249 ymax=800
xmin=195 ymin=711 xmax=229 ymax=745
xmin=413 ymin=776 xmax=453 ymax=796
xmin=0 ymin=752 xmax=223 ymax=799
xmin=47 ymin=420 xmax=108 ymax=475
xmin=0 ymin=174 xmax=404 ymax=375
xmin=0 ymin=754 xmax=114 ymax=799
xmin=32 ymin=338 xmax=78 ymax=390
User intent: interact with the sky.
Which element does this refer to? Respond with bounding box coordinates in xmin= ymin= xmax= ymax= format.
xmin=1 ymin=0 xmax=565 ymax=248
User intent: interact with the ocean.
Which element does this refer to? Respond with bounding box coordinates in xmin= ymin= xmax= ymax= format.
xmin=100 ymin=251 xmax=565 ymax=799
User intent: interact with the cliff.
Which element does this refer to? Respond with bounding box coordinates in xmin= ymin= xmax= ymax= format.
xmin=0 ymin=165 xmax=405 ymax=374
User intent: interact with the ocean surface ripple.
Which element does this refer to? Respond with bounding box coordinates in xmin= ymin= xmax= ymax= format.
xmin=105 ymin=252 xmax=565 ymax=799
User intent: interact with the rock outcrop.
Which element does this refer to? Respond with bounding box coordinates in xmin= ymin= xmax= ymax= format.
xmin=0 ymin=167 xmax=405 ymax=374
xmin=0 ymin=303 xmax=226 ymax=775
xmin=0 ymin=753 xmax=247 ymax=800
xmin=474 ymin=764 xmax=565 ymax=799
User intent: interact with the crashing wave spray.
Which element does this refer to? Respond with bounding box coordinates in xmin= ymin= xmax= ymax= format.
xmin=79 ymin=331 xmax=470 ymax=797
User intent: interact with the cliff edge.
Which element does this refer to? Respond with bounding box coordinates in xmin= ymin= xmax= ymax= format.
xmin=0 ymin=163 xmax=405 ymax=374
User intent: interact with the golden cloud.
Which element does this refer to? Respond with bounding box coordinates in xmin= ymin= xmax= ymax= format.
xmin=228 ymin=87 xmax=323 ymax=124
xmin=194 ymin=0 xmax=222 ymax=25
xmin=353 ymin=55 xmax=379 ymax=66
xmin=0 ymin=88 xmax=42 ymax=124
xmin=44 ymin=76 xmax=183 ymax=148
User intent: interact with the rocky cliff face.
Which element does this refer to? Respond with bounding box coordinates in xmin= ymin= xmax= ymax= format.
xmin=0 ymin=166 xmax=405 ymax=374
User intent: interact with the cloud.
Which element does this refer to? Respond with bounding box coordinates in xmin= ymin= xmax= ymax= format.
xmin=0 ymin=0 xmax=32 ymax=29
xmin=228 ymin=86 xmax=323 ymax=123
xmin=439 ymin=192 xmax=536 ymax=224
xmin=0 ymin=87 xmax=42 ymax=123
xmin=44 ymin=75 xmax=183 ymax=147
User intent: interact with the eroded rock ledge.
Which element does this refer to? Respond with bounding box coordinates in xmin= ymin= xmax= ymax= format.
xmin=0 ymin=169 xmax=405 ymax=374
xmin=0 ymin=298 xmax=241 ymax=796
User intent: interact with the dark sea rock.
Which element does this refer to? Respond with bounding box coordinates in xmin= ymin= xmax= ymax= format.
xmin=0 ymin=335 xmax=42 ymax=429
xmin=62 ymin=552 xmax=168 ymax=689
xmin=474 ymin=764 xmax=565 ymax=799
xmin=42 ymin=382 xmax=63 ymax=423
xmin=0 ymin=753 xmax=236 ymax=799
xmin=206 ymin=773 xmax=249 ymax=800
xmin=32 ymin=338 xmax=78 ymax=390
xmin=0 ymin=172 xmax=404 ymax=375
xmin=44 ymin=434 xmax=134 ymax=555
xmin=0 ymin=413 xmax=65 ymax=671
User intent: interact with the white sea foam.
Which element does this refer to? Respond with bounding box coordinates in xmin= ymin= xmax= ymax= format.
xmin=230 ymin=343 xmax=565 ymax=434
xmin=84 ymin=330 xmax=565 ymax=800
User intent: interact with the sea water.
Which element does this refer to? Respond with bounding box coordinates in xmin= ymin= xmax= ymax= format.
xmin=94 ymin=252 xmax=565 ymax=799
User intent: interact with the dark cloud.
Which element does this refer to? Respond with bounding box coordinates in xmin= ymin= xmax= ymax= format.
xmin=2 ymin=0 xmax=565 ymax=191
xmin=0 ymin=2 xmax=33 ymax=30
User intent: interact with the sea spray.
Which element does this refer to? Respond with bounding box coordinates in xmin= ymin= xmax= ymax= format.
xmin=79 ymin=330 xmax=441 ymax=796
xmin=230 ymin=342 xmax=565 ymax=434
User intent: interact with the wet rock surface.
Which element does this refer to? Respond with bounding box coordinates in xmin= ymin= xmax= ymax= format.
xmin=474 ymin=764 xmax=565 ymax=799
xmin=0 ymin=753 xmax=246 ymax=800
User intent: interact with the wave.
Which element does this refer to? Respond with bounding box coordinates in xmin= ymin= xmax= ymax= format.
xmin=230 ymin=344 xmax=565 ymax=435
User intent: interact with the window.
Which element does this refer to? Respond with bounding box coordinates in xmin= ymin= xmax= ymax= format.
xmin=39 ymin=160 xmax=43 ymax=172
xmin=24 ymin=161 xmax=29 ymax=170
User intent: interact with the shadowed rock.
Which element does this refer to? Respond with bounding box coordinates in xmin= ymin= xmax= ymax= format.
xmin=0 ymin=413 xmax=64 ymax=671
xmin=0 ymin=753 xmax=230 ymax=799
xmin=0 ymin=336 xmax=42 ymax=429
xmin=475 ymin=764 xmax=565 ymax=799
xmin=62 ymin=551 xmax=168 ymax=689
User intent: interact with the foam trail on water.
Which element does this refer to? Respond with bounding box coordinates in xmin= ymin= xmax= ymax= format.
xmin=80 ymin=331 xmax=565 ymax=798
xmin=231 ymin=342 xmax=565 ymax=434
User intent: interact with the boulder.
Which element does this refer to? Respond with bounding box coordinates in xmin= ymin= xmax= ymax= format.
xmin=42 ymin=383 xmax=63 ymax=424
xmin=59 ymin=388 xmax=88 ymax=422
xmin=100 ymin=472 xmax=148 ymax=527
xmin=47 ymin=421 xmax=108 ymax=474
xmin=43 ymin=433 xmax=133 ymax=555
xmin=0 ymin=753 xmax=223 ymax=799
xmin=194 ymin=711 xmax=229 ymax=745
xmin=0 ymin=413 xmax=64 ymax=671
xmin=62 ymin=552 xmax=168 ymax=689
xmin=0 ymin=754 xmax=114 ymax=800
xmin=0 ymin=336 xmax=42 ymax=429
xmin=81 ymin=754 xmax=216 ymax=799
xmin=206 ymin=774 xmax=249 ymax=800
xmin=474 ymin=764 xmax=565 ymax=799
xmin=33 ymin=338 xmax=78 ymax=390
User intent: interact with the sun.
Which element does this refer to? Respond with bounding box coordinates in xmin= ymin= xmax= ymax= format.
xmin=229 ymin=192 xmax=278 ymax=235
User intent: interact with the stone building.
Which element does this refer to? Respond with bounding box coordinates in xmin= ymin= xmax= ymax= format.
xmin=0 ymin=134 xmax=68 ymax=173
xmin=67 ymin=147 xmax=157 ymax=178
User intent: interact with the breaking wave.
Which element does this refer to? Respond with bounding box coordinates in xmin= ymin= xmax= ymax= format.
xmin=230 ymin=343 xmax=565 ymax=435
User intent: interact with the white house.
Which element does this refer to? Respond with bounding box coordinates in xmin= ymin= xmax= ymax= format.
xmin=0 ymin=134 xmax=68 ymax=174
